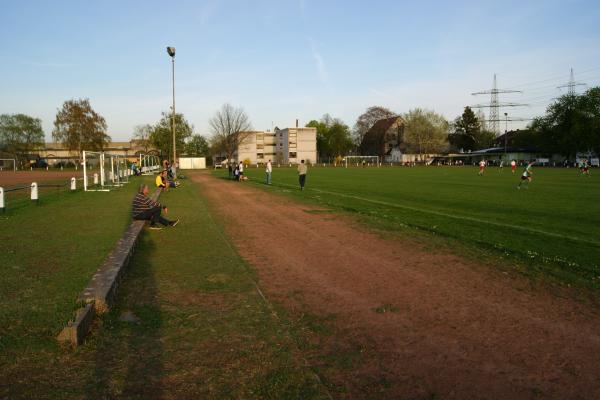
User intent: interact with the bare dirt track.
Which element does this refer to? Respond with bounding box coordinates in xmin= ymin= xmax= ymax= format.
xmin=191 ymin=172 xmax=600 ymax=400
xmin=0 ymin=170 xmax=83 ymax=187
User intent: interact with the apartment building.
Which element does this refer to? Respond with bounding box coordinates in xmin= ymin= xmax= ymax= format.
xmin=237 ymin=126 xmax=317 ymax=164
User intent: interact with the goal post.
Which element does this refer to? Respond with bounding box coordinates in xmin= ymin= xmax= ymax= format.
xmin=139 ymin=154 xmax=160 ymax=175
xmin=111 ymin=154 xmax=129 ymax=185
xmin=82 ymin=151 xmax=110 ymax=191
xmin=0 ymin=158 xmax=17 ymax=172
xmin=344 ymin=155 xmax=380 ymax=168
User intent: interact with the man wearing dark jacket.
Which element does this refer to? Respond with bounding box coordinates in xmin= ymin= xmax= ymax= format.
xmin=132 ymin=184 xmax=179 ymax=230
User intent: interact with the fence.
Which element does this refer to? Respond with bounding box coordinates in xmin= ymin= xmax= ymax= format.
xmin=0 ymin=177 xmax=80 ymax=212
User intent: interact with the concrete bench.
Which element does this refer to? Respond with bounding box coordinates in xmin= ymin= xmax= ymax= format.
xmin=58 ymin=189 xmax=161 ymax=346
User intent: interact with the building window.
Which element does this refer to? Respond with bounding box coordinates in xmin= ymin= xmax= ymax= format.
xmin=289 ymin=152 xmax=297 ymax=158
xmin=257 ymin=153 xmax=264 ymax=159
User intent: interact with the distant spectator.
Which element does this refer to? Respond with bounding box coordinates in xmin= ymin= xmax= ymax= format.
xmin=234 ymin=164 xmax=240 ymax=181
xmin=228 ymin=162 xmax=233 ymax=179
xmin=265 ymin=159 xmax=272 ymax=185
xmin=156 ymin=170 xmax=178 ymax=190
xmin=131 ymin=161 xmax=141 ymax=176
xmin=298 ymin=159 xmax=307 ymax=190
xmin=238 ymin=161 xmax=244 ymax=181
xmin=132 ymin=184 xmax=178 ymax=230
xmin=168 ymin=161 xmax=177 ymax=179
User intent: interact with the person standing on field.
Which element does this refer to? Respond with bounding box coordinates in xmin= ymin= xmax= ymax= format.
xmin=478 ymin=159 xmax=486 ymax=176
xmin=298 ymin=159 xmax=307 ymax=190
xmin=238 ymin=161 xmax=244 ymax=181
xmin=265 ymin=159 xmax=272 ymax=185
xmin=511 ymin=159 xmax=517 ymax=174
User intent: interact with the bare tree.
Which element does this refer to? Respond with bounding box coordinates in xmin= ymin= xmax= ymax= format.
xmin=209 ymin=103 xmax=252 ymax=162
xmin=131 ymin=124 xmax=153 ymax=153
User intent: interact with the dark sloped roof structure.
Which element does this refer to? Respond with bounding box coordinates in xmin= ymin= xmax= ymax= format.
xmin=359 ymin=116 xmax=405 ymax=157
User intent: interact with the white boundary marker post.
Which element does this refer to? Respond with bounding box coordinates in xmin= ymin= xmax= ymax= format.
xmin=31 ymin=182 xmax=38 ymax=203
xmin=71 ymin=177 xmax=76 ymax=191
xmin=0 ymin=187 xmax=4 ymax=212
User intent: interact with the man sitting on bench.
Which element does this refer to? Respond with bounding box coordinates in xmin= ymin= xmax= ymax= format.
xmin=156 ymin=170 xmax=179 ymax=190
xmin=132 ymin=184 xmax=179 ymax=230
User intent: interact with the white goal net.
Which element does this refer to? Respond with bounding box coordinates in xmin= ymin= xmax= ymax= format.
xmin=344 ymin=155 xmax=380 ymax=168
xmin=83 ymin=151 xmax=110 ymax=191
xmin=0 ymin=158 xmax=17 ymax=171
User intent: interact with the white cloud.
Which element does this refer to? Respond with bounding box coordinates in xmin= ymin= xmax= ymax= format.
xmin=308 ymin=37 xmax=328 ymax=86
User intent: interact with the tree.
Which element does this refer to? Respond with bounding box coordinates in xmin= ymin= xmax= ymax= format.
xmin=52 ymin=99 xmax=110 ymax=161
xmin=150 ymin=112 xmax=193 ymax=160
xmin=0 ymin=114 xmax=45 ymax=162
xmin=530 ymin=87 xmax=600 ymax=157
xmin=449 ymin=106 xmax=497 ymax=151
xmin=185 ymin=134 xmax=210 ymax=156
xmin=354 ymin=106 xmax=396 ymax=145
xmin=131 ymin=124 xmax=153 ymax=153
xmin=208 ymin=103 xmax=252 ymax=162
xmin=307 ymin=114 xmax=353 ymax=161
xmin=403 ymin=108 xmax=449 ymax=157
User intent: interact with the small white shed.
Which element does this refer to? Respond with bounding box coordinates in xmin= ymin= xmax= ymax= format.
xmin=178 ymin=157 xmax=206 ymax=169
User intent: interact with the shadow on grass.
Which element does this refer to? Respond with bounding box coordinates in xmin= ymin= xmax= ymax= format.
xmin=85 ymin=235 xmax=165 ymax=399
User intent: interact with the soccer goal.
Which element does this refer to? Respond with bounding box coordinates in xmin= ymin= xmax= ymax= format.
xmin=106 ymin=154 xmax=129 ymax=186
xmin=139 ymin=154 xmax=161 ymax=175
xmin=0 ymin=158 xmax=17 ymax=171
xmin=344 ymin=155 xmax=380 ymax=168
xmin=83 ymin=151 xmax=110 ymax=191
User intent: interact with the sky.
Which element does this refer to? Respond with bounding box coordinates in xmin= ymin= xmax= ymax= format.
xmin=1 ymin=0 xmax=600 ymax=141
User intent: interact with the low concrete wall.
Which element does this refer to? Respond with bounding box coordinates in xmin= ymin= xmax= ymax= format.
xmin=58 ymin=189 xmax=161 ymax=346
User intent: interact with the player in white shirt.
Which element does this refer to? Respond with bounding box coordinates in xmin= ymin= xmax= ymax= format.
xmin=265 ymin=159 xmax=272 ymax=185
xmin=478 ymin=160 xmax=486 ymax=176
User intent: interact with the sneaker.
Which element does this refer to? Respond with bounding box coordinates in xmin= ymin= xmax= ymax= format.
xmin=149 ymin=225 xmax=163 ymax=230
xmin=170 ymin=219 xmax=179 ymax=227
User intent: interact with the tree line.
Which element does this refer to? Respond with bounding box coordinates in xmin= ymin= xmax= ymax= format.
xmin=2 ymin=87 xmax=599 ymax=166
xmin=0 ymin=98 xmax=210 ymax=166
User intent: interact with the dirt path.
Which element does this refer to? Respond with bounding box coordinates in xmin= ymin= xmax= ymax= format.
xmin=191 ymin=172 xmax=600 ymax=400
xmin=0 ymin=170 xmax=83 ymax=186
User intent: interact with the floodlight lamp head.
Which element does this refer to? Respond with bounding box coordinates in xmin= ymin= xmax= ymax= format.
xmin=166 ymin=47 xmax=176 ymax=57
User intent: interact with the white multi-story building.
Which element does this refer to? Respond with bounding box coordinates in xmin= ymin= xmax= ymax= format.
xmin=236 ymin=126 xmax=317 ymax=164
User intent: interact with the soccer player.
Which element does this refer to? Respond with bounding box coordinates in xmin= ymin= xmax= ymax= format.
xmin=511 ymin=159 xmax=517 ymax=174
xmin=499 ymin=160 xmax=504 ymax=173
xmin=580 ymin=159 xmax=590 ymax=177
xmin=517 ymin=162 xmax=534 ymax=189
xmin=478 ymin=159 xmax=486 ymax=176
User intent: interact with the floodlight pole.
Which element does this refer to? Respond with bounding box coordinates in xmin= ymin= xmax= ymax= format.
xmin=167 ymin=46 xmax=177 ymax=178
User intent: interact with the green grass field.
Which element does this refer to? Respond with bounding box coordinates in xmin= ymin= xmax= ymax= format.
xmin=219 ymin=165 xmax=600 ymax=289
xmin=1 ymin=177 xmax=331 ymax=399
